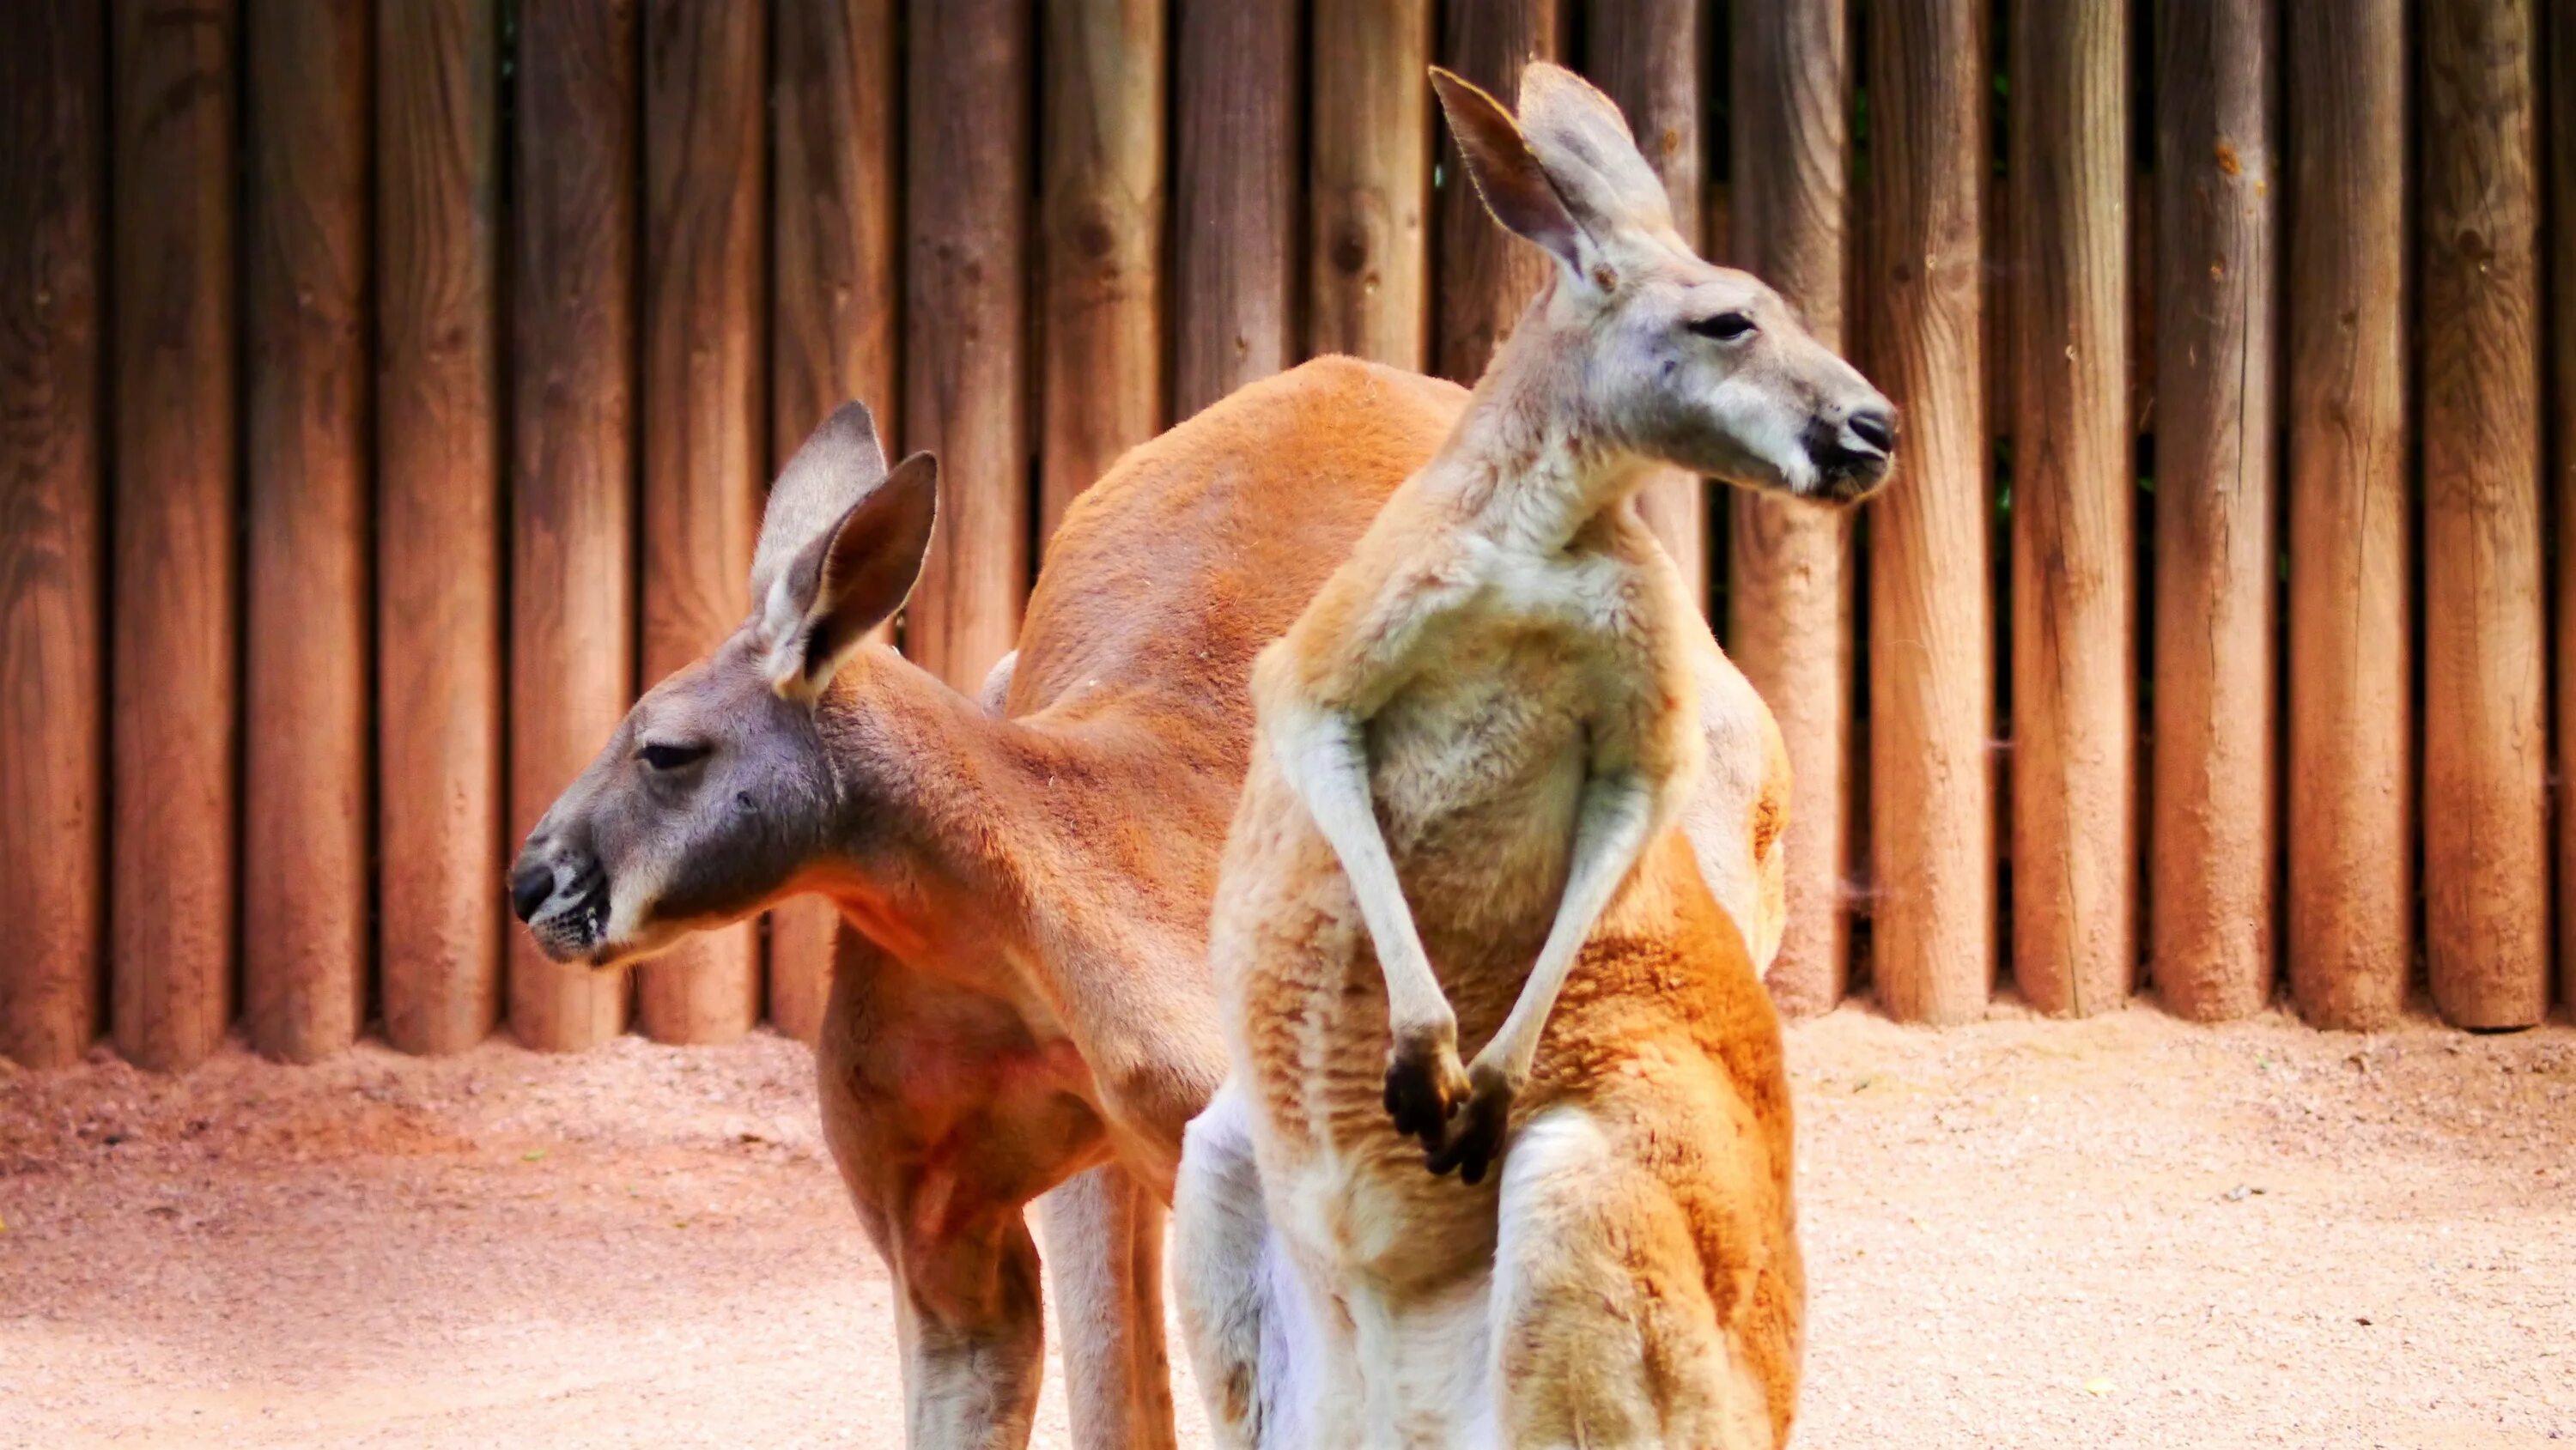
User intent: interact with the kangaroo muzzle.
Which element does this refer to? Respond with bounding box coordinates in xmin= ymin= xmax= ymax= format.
xmin=508 ymin=833 xmax=613 ymax=963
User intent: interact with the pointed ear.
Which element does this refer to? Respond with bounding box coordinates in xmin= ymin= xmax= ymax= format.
xmin=762 ymin=452 xmax=939 ymax=701
xmin=751 ymin=401 xmax=890 ymax=616
xmin=1513 ymin=62 xmax=1680 ymax=245
xmin=1431 ymin=66 xmax=1585 ymax=273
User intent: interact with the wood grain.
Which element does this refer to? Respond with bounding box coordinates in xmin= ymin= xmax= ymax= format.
xmin=2008 ymin=0 xmax=2135 ymax=1017
xmin=1041 ymin=0 xmax=1164 ymax=537
xmin=2554 ymin=0 xmax=2576 ymax=1015
xmin=2419 ymin=0 xmax=2549 ymax=1028
xmin=509 ymin=0 xmax=636 ymax=1052
xmin=1434 ymin=0 xmax=1563 ymax=384
xmin=904 ymin=0 xmax=1031 ymax=691
xmin=1593 ymin=0 xmax=1710 ymax=606
xmin=1729 ymin=0 xmax=1854 ymax=1015
xmin=1172 ymin=0 xmax=1299 ymax=421
xmin=1863 ymin=0 xmax=1995 ymax=1024
xmin=2285 ymin=0 xmax=2409 ymax=1030
xmin=378 ymin=0 xmax=503 ymax=1055
xmin=111 ymin=0 xmax=239 ymax=1072
xmin=639 ymin=0 xmax=765 ymax=1045
xmin=0 ymin=0 xmax=106 ymax=1068
xmin=2150 ymin=0 xmax=2276 ymax=1022
xmin=244 ymin=0 xmax=370 ymax=1063
xmin=769 ymin=0 xmax=899 ymax=1046
xmin=1308 ymin=0 xmax=1433 ymax=369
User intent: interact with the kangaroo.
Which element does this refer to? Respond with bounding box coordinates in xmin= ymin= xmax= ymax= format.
xmin=1172 ymin=64 xmax=1895 ymax=1450
xmin=509 ymin=373 xmax=1799 ymax=1444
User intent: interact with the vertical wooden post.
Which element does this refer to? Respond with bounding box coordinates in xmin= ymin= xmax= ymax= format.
xmin=2151 ymin=0 xmax=2276 ymax=1022
xmin=0 ymin=1 xmax=106 ymax=1069
xmin=378 ymin=0 xmax=503 ymax=1055
xmin=2555 ymin=0 xmax=2576 ymax=1014
xmin=2008 ymin=0 xmax=2135 ymax=1017
xmin=1594 ymin=0 xmax=1710 ymax=604
xmin=1041 ymin=0 xmax=1165 ymax=537
xmin=2285 ymin=0 xmax=2409 ymax=1030
xmin=1865 ymin=0 xmax=1995 ymax=1025
xmin=639 ymin=0 xmax=765 ymax=1045
xmin=1730 ymin=0 xmax=1854 ymax=1015
xmin=1172 ymin=0 xmax=1299 ymax=422
xmin=1435 ymin=0 xmax=1563 ymax=384
xmin=245 ymin=0 xmax=370 ymax=1064
xmin=510 ymin=0 xmax=636 ymax=1052
xmin=2419 ymin=0 xmax=2549 ymax=1029
xmin=769 ymin=0 xmax=899 ymax=1047
xmin=1309 ymin=0 xmax=1432 ymax=368
xmin=112 ymin=0 xmax=238 ymax=1072
xmin=905 ymin=0 xmax=1031 ymax=691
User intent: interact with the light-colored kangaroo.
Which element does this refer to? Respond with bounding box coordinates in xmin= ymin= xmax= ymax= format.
xmin=510 ymin=377 xmax=1800 ymax=1442
xmin=1172 ymin=64 xmax=1894 ymax=1449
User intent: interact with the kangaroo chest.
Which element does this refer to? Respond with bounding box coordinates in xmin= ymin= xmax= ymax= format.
xmin=1362 ymin=544 xmax=1671 ymax=942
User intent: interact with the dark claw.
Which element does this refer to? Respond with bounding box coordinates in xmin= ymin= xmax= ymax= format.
xmin=1383 ymin=1052 xmax=1455 ymax=1154
xmin=1425 ymin=1071 xmax=1513 ymax=1184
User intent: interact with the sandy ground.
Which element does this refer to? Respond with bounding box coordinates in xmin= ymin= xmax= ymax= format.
xmin=3 ymin=1005 xmax=2570 ymax=1449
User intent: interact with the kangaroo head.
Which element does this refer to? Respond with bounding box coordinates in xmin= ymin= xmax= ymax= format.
xmin=1433 ymin=62 xmax=1896 ymax=503
xmin=509 ymin=404 xmax=939 ymax=969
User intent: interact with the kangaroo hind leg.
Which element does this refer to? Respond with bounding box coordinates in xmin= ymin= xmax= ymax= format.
xmin=1492 ymin=1103 xmax=1773 ymax=1450
xmin=1173 ymin=1083 xmax=1327 ymax=1449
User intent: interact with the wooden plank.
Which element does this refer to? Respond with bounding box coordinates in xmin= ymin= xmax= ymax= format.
xmin=378 ymin=0 xmax=502 ymax=1055
xmin=509 ymin=0 xmax=636 ymax=1052
xmin=1728 ymin=0 xmax=1853 ymax=1015
xmin=639 ymin=0 xmax=764 ymax=1046
xmin=2150 ymin=0 xmax=2276 ymax=1022
xmin=244 ymin=0 xmax=370 ymax=1063
xmin=1308 ymin=0 xmax=1433 ymax=368
xmin=2285 ymin=0 xmax=2409 ymax=1030
xmin=1434 ymin=0 xmax=1563 ymax=384
xmin=1593 ymin=0 xmax=1710 ymax=606
xmin=2008 ymin=0 xmax=2134 ymax=1017
xmin=2555 ymin=0 xmax=2576 ymax=1015
xmin=2419 ymin=0 xmax=2549 ymax=1028
xmin=1862 ymin=0 xmax=1995 ymax=1025
xmin=769 ymin=0 xmax=898 ymax=1046
xmin=1040 ymin=0 xmax=1164 ymax=538
xmin=111 ymin=0 xmax=238 ymax=1072
xmin=903 ymin=0 xmax=1031 ymax=690
xmin=0 ymin=0 xmax=106 ymax=1069
xmin=1171 ymin=0 xmax=1298 ymax=422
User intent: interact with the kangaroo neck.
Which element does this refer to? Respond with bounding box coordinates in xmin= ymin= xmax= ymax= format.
xmin=1435 ymin=290 xmax=1649 ymax=552
xmin=809 ymin=647 xmax=1056 ymax=985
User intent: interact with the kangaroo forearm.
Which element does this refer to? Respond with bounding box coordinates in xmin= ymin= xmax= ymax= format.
xmin=1477 ymin=774 xmax=1659 ymax=1086
xmin=1266 ymin=703 xmax=1451 ymax=1037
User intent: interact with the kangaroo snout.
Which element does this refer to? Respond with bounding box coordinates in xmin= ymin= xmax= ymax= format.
xmin=508 ymin=833 xmax=612 ymax=962
xmin=1807 ymin=395 xmax=1899 ymax=503
xmin=508 ymin=856 xmax=556 ymax=924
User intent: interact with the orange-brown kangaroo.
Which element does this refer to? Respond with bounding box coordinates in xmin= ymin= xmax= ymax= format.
xmin=512 ymin=284 xmax=1804 ymax=1450
xmin=1172 ymin=65 xmax=1894 ymax=1448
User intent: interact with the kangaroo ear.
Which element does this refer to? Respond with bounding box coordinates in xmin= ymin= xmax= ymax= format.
xmin=1513 ymin=62 xmax=1680 ymax=246
xmin=762 ymin=452 xmax=939 ymax=701
xmin=751 ymin=402 xmax=889 ymax=615
xmin=1431 ymin=66 xmax=1585 ymax=274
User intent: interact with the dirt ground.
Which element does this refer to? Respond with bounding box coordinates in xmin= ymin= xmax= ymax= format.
xmin=3 ymin=1005 xmax=2570 ymax=1449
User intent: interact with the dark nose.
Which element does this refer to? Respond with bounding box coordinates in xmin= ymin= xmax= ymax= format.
xmin=509 ymin=859 xmax=555 ymax=924
xmin=1848 ymin=407 xmax=1898 ymax=456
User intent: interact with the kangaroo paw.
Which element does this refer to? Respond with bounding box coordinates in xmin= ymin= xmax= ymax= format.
xmin=1382 ymin=1028 xmax=1472 ymax=1154
xmin=1425 ymin=1061 xmax=1514 ymax=1185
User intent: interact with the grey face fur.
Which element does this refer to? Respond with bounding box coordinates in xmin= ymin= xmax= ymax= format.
xmin=1438 ymin=64 xmax=1897 ymax=503
xmin=509 ymin=403 xmax=939 ymax=969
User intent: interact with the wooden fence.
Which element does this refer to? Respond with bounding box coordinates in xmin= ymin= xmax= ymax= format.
xmin=1 ymin=0 xmax=2567 ymax=1071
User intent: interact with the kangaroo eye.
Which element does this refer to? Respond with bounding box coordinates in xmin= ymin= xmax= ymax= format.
xmin=638 ymin=742 xmax=711 ymax=773
xmin=1688 ymin=312 xmax=1758 ymax=342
